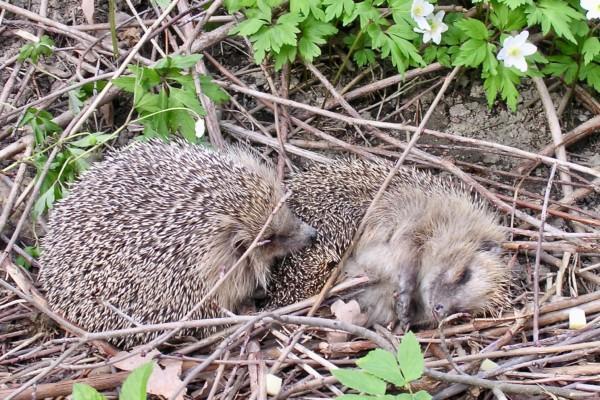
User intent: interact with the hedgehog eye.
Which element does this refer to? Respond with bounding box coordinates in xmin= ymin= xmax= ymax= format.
xmin=479 ymin=240 xmax=502 ymax=254
xmin=455 ymin=268 xmax=471 ymax=285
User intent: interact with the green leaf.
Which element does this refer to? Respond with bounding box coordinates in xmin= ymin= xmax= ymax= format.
xmin=33 ymin=185 xmax=56 ymax=219
xmin=274 ymin=45 xmax=297 ymax=70
xmin=453 ymin=39 xmax=488 ymax=68
xmin=232 ymin=16 xmax=269 ymax=36
xmin=579 ymin=62 xmax=600 ymax=92
xmin=490 ymin=2 xmax=527 ymax=31
xmin=501 ymin=0 xmax=533 ymax=9
xmin=112 ymin=76 xmax=137 ymax=93
xmin=298 ymin=17 xmax=338 ymax=61
xmin=323 ymin=0 xmax=354 ymax=21
xmin=354 ymin=0 xmax=386 ymax=29
xmin=154 ymin=54 xmax=202 ymax=70
xmin=199 ymin=75 xmax=230 ymax=104
xmin=397 ymin=331 xmax=424 ymax=383
xmin=525 ymin=0 xmax=584 ymax=44
xmin=356 ymin=349 xmax=406 ymax=387
xmin=15 ymin=246 xmax=41 ymax=270
xmin=72 ymin=383 xmax=106 ymax=400
xmin=119 ymin=362 xmax=154 ymax=400
xmin=582 ymin=37 xmax=600 ymax=65
xmin=70 ymin=133 xmax=114 ymax=148
xmin=332 ymin=369 xmax=386 ymax=395
xmin=389 ymin=0 xmax=413 ymax=25
xmin=454 ymin=18 xmax=489 ymax=40
xmin=542 ymin=55 xmax=579 ymax=83
xmin=290 ymin=0 xmax=325 ymax=21
xmin=412 ymin=390 xmax=433 ymax=400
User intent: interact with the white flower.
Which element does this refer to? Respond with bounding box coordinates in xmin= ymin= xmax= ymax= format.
xmin=195 ymin=118 xmax=205 ymax=138
xmin=497 ymin=31 xmax=537 ymax=72
xmin=413 ymin=11 xmax=448 ymax=44
xmin=581 ymin=0 xmax=600 ymax=19
xmin=411 ymin=0 xmax=434 ymax=29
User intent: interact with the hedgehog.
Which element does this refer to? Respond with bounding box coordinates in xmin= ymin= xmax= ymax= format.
xmin=262 ymin=157 xmax=509 ymax=330
xmin=38 ymin=140 xmax=316 ymax=348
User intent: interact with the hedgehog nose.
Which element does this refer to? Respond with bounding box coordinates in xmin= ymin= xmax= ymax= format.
xmin=433 ymin=304 xmax=445 ymax=317
xmin=306 ymin=225 xmax=318 ymax=241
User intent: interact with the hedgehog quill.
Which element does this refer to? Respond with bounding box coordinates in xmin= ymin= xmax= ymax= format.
xmin=264 ymin=157 xmax=509 ymax=330
xmin=39 ymin=140 xmax=316 ymax=348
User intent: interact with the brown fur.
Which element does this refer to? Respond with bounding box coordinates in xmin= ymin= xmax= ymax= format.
xmin=39 ymin=140 xmax=316 ymax=348
xmin=264 ymin=157 xmax=509 ymax=329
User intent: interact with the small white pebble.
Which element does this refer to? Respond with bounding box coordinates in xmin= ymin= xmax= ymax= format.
xmin=480 ymin=358 xmax=499 ymax=372
xmin=569 ymin=307 xmax=587 ymax=330
xmin=266 ymin=373 xmax=282 ymax=396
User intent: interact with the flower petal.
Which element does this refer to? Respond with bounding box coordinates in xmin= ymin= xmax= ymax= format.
xmin=514 ymin=30 xmax=529 ymax=45
xmin=512 ymin=57 xmax=528 ymax=72
xmin=521 ymin=42 xmax=537 ymax=56
xmin=497 ymin=47 xmax=507 ymax=61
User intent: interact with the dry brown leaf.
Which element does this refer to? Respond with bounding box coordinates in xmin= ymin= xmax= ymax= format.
xmin=330 ymin=299 xmax=364 ymax=325
xmin=81 ymin=0 xmax=95 ymax=25
xmin=118 ymin=27 xmax=141 ymax=47
xmin=147 ymin=358 xmax=186 ymax=400
xmin=328 ymin=299 xmax=367 ymax=343
xmin=112 ymin=348 xmax=161 ymax=371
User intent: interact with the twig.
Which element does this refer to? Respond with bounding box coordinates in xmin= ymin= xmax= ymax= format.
xmin=533 ymin=163 xmax=557 ymax=344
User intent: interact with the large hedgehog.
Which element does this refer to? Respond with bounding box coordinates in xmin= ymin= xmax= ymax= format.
xmin=264 ymin=158 xmax=508 ymax=329
xmin=39 ymin=140 xmax=316 ymax=348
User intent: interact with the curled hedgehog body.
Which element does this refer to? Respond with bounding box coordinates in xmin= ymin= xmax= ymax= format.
xmin=39 ymin=140 xmax=316 ymax=348
xmin=264 ymin=158 xmax=508 ymax=329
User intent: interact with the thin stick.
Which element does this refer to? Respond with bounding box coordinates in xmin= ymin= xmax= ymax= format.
xmin=533 ymin=163 xmax=558 ymax=345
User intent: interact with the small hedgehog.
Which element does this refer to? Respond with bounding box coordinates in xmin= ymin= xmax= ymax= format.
xmin=39 ymin=140 xmax=316 ymax=348
xmin=263 ymin=157 xmax=508 ymax=329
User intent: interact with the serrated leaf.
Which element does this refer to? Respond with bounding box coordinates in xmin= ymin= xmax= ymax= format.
xmin=501 ymin=0 xmax=533 ymax=9
xmin=290 ymin=0 xmax=325 ymax=21
xmin=323 ymin=0 xmax=354 ymax=21
xmin=579 ymin=62 xmax=600 ymax=92
xmin=354 ymin=0 xmax=386 ymax=29
xmin=490 ymin=3 xmax=526 ymax=31
xmin=335 ymin=395 xmax=375 ymax=400
xmin=353 ymin=48 xmax=376 ymax=66
xmin=33 ymin=186 xmax=55 ymax=219
xmin=525 ymin=0 xmax=584 ymax=44
xmin=274 ymin=45 xmax=297 ymax=70
xmin=389 ymin=0 xmax=412 ymax=25
xmin=543 ymin=55 xmax=579 ymax=83
xmin=454 ymin=18 xmax=489 ymax=40
xmin=120 ymin=361 xmax=154 ymax=400
xmin=72 ymin=383 xmax=106 ymax=400
xmin=233 ymin=17 xmax=269 ymax=36
xmin=582 ymin=37 xmax=600 ymax=65
xmin=298 ymin=16 xmax=338 ymax=61
xmin=332 ymin=369 xmax=386 ymax=395
xmin=356 ymin=349 xmax=406 ymax=387
xmin=453 ymin=38 xmax=488 ymax=67
xmin=397 ymin=331 xmax=424 ymax=383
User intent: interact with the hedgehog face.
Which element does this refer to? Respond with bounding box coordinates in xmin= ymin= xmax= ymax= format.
xmin=414 ymin=237 xmax=507 ymax=327
xmin=257 ymin=208 xmax=317 ymax=262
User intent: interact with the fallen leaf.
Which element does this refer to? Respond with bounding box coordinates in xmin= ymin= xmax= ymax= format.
xmin=81 ymin=0 xmax=95 ymax=25
xmin=331 ymin=299 xmax=364 ymax=325
xmin=147 ymin=359 xmax=186 ymax=400
xmin=112 ymin=348 xmax=161 ymax=371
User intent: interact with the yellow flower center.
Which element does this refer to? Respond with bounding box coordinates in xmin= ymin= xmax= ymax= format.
xmin=508 ymin=46 xmax=521 ymax=57
xmin=414 ymin=5 xmax=423 ymax=16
